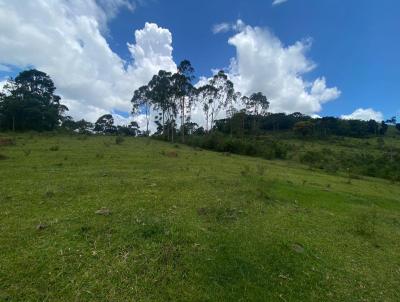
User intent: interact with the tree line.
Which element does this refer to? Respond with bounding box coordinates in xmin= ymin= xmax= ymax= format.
xmin=1 ymin=66 xmax=399 ymax=140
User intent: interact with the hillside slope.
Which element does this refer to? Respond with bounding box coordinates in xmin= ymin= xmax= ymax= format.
xmin=0 ymin=134 xmax=399 ymax=301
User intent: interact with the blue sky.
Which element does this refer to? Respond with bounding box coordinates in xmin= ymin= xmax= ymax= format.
xmin=109 ymin=0 xmax=400 ymax=118
xmin=0 ymin=0 xmax=399 ymax=123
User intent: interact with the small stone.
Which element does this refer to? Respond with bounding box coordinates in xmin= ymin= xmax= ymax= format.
xmin=36 ymin=223 xmax=48 ymax=230
xmin=291 ymin=243 xmax=305 ymax=253
xmin=95 ymin=207 xmax=111 ymax=216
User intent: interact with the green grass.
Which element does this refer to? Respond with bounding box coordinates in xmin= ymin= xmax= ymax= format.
xmin=1 ymin=133 xmax=400 ymax=301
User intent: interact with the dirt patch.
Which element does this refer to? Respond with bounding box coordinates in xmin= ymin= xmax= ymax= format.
xmin=163 ymin=150 xmax=178 ymax=158
xmin=0 ymin=138 xmax=15 ymax=146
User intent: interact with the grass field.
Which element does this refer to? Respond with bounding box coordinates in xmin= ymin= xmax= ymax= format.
xmin=1 ymin=133 xmax=400 ymax=301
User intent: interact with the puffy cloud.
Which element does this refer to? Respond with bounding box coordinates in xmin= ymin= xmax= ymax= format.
xmin=226 ymin=21 xmax=340 ymax=115
xmin=0 ymin=0 xmax=176 ymax=123
xmin=272 ymin=0 xmax=288 ymax=6
xmin=341 ymin=108 xmax=383 ymax=122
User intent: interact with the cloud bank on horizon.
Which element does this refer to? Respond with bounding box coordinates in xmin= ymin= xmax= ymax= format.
xmin=341 ymin=108 xmax=384 ymax=122
xmin=0 ymin=0 xmax=383 ymax=130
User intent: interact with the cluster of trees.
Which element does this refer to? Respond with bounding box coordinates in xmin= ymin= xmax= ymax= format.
xmin=0 ymin=69 xmax=139 ymax=135
xmin=131 ymin=60 xmax=270 ymax=142
xmin=1 ymin=67 xmax=400 ymax=141
xmin=62 ymin=114 xmax=140 ymax=136
xmin=215 ymin=112 xmax=396 ymax=138
xmin=0 ymin=70 xmax=68 ymax=131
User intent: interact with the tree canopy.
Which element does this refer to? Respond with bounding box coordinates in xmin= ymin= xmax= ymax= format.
xmin=0 ymin=69 xmax=68 ymax=131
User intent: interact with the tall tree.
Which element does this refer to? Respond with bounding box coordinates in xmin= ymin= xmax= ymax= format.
xmin=131 ymin=85 xmax=151 ymax=135
xmin=147 ymin=70 xmax=174 ymax=139
xmin=197 ymin=84 xmax=218 ymax=132
xmin=207 ymin=70 xmax=236 ymax=130
xmin=0 ymin=69 xmax=67 ymax=131
xmin=244 ymin=92 xmax=269 ymax=134
xmin=171 ymin=60 xmax=195 ymax=143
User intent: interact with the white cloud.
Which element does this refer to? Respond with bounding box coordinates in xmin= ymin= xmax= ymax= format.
xmin=226 ymin=21 xmax=340 ymax=115
xmin=0 ymin=0 xmax=176 ymax=123
xmin=272 ymin=0 xmax=288 ymax=6
xmin=212 ymin=23 xmax=231 ymax=34
xmin=0 ymin=79 xmax=7 ymax=91
xmin=0 ymin=64 xmax=11 ymax=71
xmin=341 ymin=108 xmax=383 ymax=122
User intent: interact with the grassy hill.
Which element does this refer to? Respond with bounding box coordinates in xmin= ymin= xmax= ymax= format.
xmin=1 ymin=133 xmax=400 ymax=301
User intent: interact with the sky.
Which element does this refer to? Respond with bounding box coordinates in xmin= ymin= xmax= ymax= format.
xmin=0 ymin=0 xmax=399 ymax=128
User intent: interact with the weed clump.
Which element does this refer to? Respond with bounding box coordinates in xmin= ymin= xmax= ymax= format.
xmin=22 ymin=149 xmax=31 ymax=156
xmin=241 ymin=165 xmax=250 ymax=176
xmin=115 ymin=136 xmax=124 ymax=145
xmin=354 ymin=208 xmax=378 ymax=238
xmin=256 ymin=164 xmax=266 ymax=176
xmin=49 ymin=145 xmax=59 ymax=151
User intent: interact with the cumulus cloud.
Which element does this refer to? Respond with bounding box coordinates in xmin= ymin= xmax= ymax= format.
xmin=341 ymin=108 xmax=383 ymax=122
xmin=0 ymin=0 xmax=176 ymax=123
xmin=272 ymin=0 xmax=288 ymax=6
xmin=226 ymin=21 xmax=340 ymax=115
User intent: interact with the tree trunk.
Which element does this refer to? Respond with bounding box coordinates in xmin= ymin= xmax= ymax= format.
xmin=242 ymin=114 xmax=245 ymax=140
xmin=171 ymin=122 xmax=174 ymax=143
xmin=211 ymin=110 xmax=214 ymax=133
xmin=12 ymin=115 xmax=15 ymax=132
xmin=230 ymin=116 xmax=233 ymax=138
xmin=205 ymin=112 xmax=209 ymax=132
xmin=146 ymin=105 xmax=149 ymax=135
xmin=181 ymin=97 xmax=185 ymax=143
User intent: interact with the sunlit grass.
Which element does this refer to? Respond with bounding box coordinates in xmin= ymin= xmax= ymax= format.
xmin=0 ymin=133 xmax=399 ymax=301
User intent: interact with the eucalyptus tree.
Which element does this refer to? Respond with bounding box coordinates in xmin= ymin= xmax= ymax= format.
xmin=196 ymin=84 xmax=217 ymax=132
xmin=131 ymin=85 xmax=151 ymax=135
xmin=244 ymin=92 xmax=269 ymax=134
xmin=147 ymin=70 xmax=174 ymax=138
xmin=171 ymin=60 xmax=196 ymax=143
xmin=196 ymin=70 xmax=236 ymax=132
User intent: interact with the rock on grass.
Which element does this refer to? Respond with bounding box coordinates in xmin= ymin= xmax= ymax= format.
xmin=95 ymin=207 xmax=111 ymax=216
